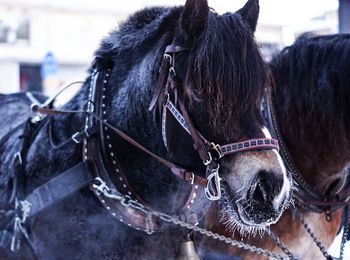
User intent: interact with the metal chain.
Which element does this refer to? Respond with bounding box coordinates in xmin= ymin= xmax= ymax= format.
xmin=339 ymin=206 xmax=350 ymax=260
xmin=266 ymin=229 xmax=299 ymax=260
xmin=92 ymin=178 xmax=291 ymax=259
xmin=339 ymin=226 xmax=348 ymax=260
xmin=296 ymin=209 xmax=332 ymax=259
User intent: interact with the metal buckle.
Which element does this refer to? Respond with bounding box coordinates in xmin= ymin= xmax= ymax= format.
xmin=204 ymin=165 xmax=222 ymax=201
xmin=203 ymin=143 xmax=223 ymax=166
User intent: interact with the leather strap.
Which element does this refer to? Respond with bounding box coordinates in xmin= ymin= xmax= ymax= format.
xmin=34 ymin=106 xmax=209 ymax=187
xmin=148 ymin=55 xmax=172 ymax=111
xmin=20 ymin=161 xmax=94 ymax=219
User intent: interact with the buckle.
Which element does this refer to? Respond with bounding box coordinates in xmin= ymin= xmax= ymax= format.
xmin=203 ymin=143 xmax=223 ymax=166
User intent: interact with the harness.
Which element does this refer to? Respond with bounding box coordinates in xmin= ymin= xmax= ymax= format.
xmin=0 ymin=44 xmax=279 ymax=254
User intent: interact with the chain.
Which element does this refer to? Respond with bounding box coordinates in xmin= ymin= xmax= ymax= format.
xmin=339 ymin=205 xmax=350 ymax=260
xmin=296 ymin=209 xmax=332 ymax=259
xmin=92 ymin=178 xmax=290 ymax=259
xmin=339 ymin=226 xmax=348 ymax=260
xmin=266 ymin=229 xmax=299 ymax=260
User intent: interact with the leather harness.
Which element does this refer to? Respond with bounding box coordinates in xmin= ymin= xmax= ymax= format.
xmin=0 ymin=44 xmax=280 ymax=252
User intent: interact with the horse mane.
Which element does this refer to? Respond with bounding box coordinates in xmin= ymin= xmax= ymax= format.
xmin=271 ymin=33 xmax=350 ymax=139
xmin=93 ymin=6 xmax=268 ymax=139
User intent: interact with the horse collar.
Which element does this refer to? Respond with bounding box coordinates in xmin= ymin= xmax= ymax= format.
xmin=83 ymin=66 xmax=205 ymax=234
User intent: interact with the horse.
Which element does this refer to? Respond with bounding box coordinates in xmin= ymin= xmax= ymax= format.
xmin=200 ymin=33 xmax=350 ymax=259
xmin=0 ymin=0 xmax=291 ymax=258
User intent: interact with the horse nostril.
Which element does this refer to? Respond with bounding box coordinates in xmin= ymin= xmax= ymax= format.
xmin=249 ymin=170 xmax=283 ymax=204
xmin=251 ymin=181 xmax=267 ymax=203
xmin=244 ymin=170 xmax=286 ymax=224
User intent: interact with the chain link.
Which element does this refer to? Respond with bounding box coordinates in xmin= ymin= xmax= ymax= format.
xmin=296 ymin=209 xmax=332 ymax=259
xmin=92 ymin=178 xmax=292 ymax=259
xmin=266 ymin=229 xmax=299 ymax=260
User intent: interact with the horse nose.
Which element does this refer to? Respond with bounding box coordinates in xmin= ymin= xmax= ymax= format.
xmin=245 ymin=170 xmax=284 ymax=223
xmin=249 ymin=170 xmax=283 ymax=204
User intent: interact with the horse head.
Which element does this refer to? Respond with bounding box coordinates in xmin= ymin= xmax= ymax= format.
xmin=271 ymin=34 xmax=350 ymax=210
xmin=159 ymin=0 xmax=292 ymax=231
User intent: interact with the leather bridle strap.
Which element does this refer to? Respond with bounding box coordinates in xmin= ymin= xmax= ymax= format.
xmin=32 ymin=106 xmax=208 ymax=187
xmin=165 ymin=99 xmax=279 ymax=156
xmin=177 ymin=96 xmax=212 ymax=164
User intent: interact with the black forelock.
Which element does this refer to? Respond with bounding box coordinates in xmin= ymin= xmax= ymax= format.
xmin=184 ymin=11 xmax=268 ymax=133
xmin=271 ymin=33 xmax=350 ymax=138
xmin=92 ymin=6 xmax=268 ymax=139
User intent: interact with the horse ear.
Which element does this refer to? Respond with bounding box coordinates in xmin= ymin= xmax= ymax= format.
xmin=181 ymin=0 xmax=209 ymax=42
xmin=236 ymin=0 xmax=259 ymax=32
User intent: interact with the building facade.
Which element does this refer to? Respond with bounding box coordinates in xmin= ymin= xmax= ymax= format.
xmin=0 ymin=0 xmax=338 ymax=94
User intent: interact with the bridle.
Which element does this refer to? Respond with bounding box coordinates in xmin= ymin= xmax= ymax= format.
xmin=27 ymin=43 xmax=280 ymax=234
xmin=149 ymin=43 xmax=280 ymax=201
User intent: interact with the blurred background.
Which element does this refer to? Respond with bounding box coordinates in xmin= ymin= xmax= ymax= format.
xmin=0 ymin=0 xmax=349 ymax=257
xmin=0 ymin=0 xmax=348 ymax=95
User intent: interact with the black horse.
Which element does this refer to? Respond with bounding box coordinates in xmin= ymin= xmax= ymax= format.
xmin=0 ymin=0 xmax=291 ymax=258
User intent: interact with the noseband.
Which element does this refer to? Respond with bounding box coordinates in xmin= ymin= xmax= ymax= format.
xmin=149 ymin=44 xmax=279 ymax=200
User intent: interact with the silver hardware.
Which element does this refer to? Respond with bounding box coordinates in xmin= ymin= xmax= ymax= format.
xmin=145 ymin=212 xmax=154 ymax=235
xmin=169 ymin=67 xmax=176 ymax=77
xmin=18 ymin=200 xmax=32 ymax=223
xmin=204 ymin=165 xmax=222 ymax=201
xmin=71 ymin=132 xmax=81 ymax=144
xmin=92 ymin=177 xmax=122 ymax=200
xmin=203 ymin=143 xmax=223 ymax=166
xmin=89 ymin=177 xmax=289 ymax=259
xmin=190 ymin=172 xmax=195 ymax=185
xmin=85 ymin=100 xmax=95 ymax=113
xmin=163 ymin=54 xmax=172 ymax=64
